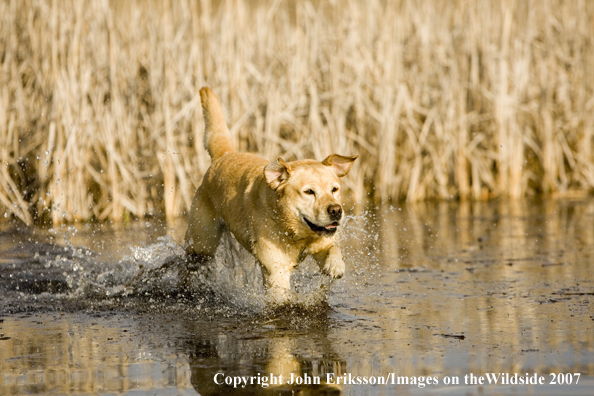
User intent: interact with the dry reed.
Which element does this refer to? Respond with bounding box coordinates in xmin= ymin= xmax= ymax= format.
xmin=1 ymin=0 xmax=593 ymax=225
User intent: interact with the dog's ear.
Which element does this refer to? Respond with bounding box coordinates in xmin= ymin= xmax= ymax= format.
xmin=322 ymin=154 xmax=358 ymax=177
xmin=264 ymin=158 xmax=291 ymax=190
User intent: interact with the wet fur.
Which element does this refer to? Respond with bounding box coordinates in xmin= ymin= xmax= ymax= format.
xmin=185 ymin=87 xmax=357 ymax=302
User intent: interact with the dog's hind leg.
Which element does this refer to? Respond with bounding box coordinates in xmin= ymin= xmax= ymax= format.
xmin=181 ymin=189 xmax=223 ymax=292
xmin=184 ymin=188 xmax=223 ymax=263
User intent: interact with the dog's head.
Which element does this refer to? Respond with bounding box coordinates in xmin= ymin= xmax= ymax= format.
xmin=264 ymin=154 xmax=358 ymax=238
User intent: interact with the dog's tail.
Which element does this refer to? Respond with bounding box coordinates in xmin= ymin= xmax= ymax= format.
xmin=199 ymin=87 xmax=234 ymax=160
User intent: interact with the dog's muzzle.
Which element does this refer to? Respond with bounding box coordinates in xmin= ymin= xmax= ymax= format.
xmin=303 ymin=216 xmax=340 ymax=236
xmin=327 ymin=204 xmax=342 ymax=221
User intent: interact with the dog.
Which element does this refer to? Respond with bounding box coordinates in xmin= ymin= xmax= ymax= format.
xmin=184 ymin=87 xmax=357 ymax=301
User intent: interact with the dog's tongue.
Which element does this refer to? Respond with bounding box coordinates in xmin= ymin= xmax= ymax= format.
xmin=325 ymin=222 xmax=338 ymax=230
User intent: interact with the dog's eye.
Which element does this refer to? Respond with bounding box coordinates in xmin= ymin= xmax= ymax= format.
xmin=332 ymin=187 xmax=339 ymax=193
xmin=304 ymin=189 xmax=315 ymax=196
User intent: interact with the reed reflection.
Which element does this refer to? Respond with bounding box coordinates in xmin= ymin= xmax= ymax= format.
xmin=0 ymin=199 xmax=592 ymax=395
xmin=342 ymin=199 xmax=594 ymax=378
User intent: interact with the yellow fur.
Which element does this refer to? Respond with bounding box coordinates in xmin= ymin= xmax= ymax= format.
xmin=185 ymin=87 xmax=358 ymax=302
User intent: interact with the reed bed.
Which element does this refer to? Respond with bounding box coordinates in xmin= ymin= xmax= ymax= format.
xmin=1 ymin=0 xmax=593 ymax=225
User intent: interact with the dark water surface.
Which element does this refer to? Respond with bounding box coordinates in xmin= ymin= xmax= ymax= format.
xmin=1 ymin=199 xmax=593 ymax=395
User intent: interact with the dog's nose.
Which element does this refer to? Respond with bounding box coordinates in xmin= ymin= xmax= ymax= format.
xmin=327 ymin=204 xmax=342 ymax=220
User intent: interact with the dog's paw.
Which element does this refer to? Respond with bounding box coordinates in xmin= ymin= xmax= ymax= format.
xmin=266 ymin=285 xmax=293 ymax=305
xmin=323 ymin=255 xmax=345 ymax=279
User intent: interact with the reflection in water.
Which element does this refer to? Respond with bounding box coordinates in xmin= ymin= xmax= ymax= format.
xmin=339 ymin=199 xmax=594 ymax=380
xmin=0 ymin=312 xmax=344 ymax=396
xmin=0 ymin=315 xmax=196 ymax=395
xmin=186 ymin=310 xmax=344 ymax=395
xmin=0 ymin=199 xmax=593 ymax=395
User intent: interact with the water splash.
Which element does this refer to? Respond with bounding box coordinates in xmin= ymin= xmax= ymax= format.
xmin=0 ymin=221 xmax=369 ymax=316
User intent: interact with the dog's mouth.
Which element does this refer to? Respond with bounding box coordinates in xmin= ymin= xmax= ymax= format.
xmin=303 ymin=217 xmax=339 ymax=236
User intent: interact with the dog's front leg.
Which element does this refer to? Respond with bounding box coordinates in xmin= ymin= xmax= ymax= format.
xmin=254 ymin=241 xmax=296 ymax=302
xmin=260 ymin=264 xmax=292 ymax=302
xmin=313 ymin=244 xmax=345 ymax=279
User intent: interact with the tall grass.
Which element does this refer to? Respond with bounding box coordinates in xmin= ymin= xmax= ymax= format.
xmin=1 ymin=0 xmax=593 ymax=225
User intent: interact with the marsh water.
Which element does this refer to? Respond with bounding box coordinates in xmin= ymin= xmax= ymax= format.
xmin=1 ymin=199 xmax=593 ymax=395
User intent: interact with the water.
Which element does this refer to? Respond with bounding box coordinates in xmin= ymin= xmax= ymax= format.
xmin=1 ymin=199 xmax=593 ymax=395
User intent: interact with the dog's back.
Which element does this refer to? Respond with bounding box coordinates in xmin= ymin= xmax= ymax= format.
xmin=187 ymin=88 xmax=271 ymax=257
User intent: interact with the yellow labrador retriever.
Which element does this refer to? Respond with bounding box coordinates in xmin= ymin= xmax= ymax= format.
xmin=185 ymin=87 xmax=357 ymax=301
